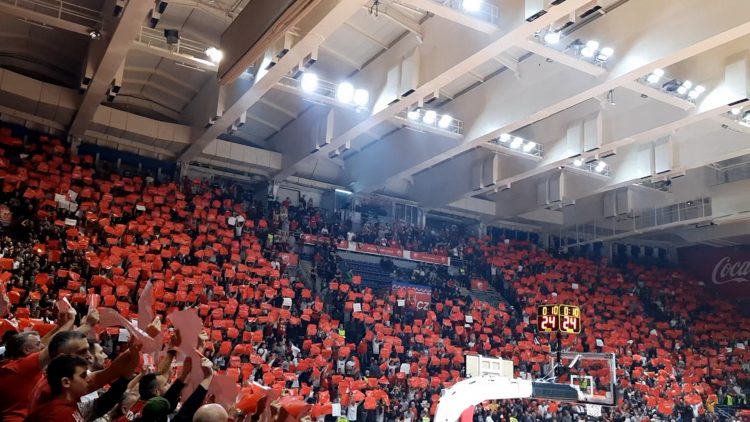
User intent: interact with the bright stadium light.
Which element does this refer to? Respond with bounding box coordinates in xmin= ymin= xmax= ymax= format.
xmin=353 ymin=89 xmax=370 ymax=107
xmin=581 ymin=40 xmax=599 ymax=58
xmin=544 ymin=31 xmax=560 ymax=45
xmin=438 ymin=114 xmax=453 ymax=129
xmin=597 ymin=47 xmax=613 ymax=62
xmin=573 ymin=158 xmax=583 ymax=167
xmin=407 ymin=109 xmax=421 ymax=120
xmin=205 ymin=47 xmax=223 ymax=64
xmin=423 ymin=110 xmax=437 ymax=125
xmin=498 ymin=133 xmax=511 ymax=143
xmin=300 ymin=73 xmax=318 ymax=93
xmin=510 ymin=137 xmax=524 ymax=149
xmin=522 ymin=141 xmax=536 ymax=152
xmin=595 ymin=161 xmax=607 ymax=173
xmin=336 ymin=82 xmax=354 ymax=104
xmin=731 ymin=107 xmax=742 ymax=116
xmin=463 ymin=0 xmax=481 ymax=12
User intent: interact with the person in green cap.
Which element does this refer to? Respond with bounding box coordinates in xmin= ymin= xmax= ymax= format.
xmin=137 ymin=396 xmax=171 ymax=422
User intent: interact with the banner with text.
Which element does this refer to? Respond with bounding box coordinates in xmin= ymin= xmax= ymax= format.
xmin=678 ymin=245 xmax=750 ymax=299
xmin=409 ymin=251 xmax=450 ymax=266
xmin=392 ymin=281 xmax=432 ymax=311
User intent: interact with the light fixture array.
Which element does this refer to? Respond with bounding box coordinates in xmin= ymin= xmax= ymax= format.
xmin=642 ymin=69 xmax=706 ymax=102
xmin=571 ymin=157 xmax=610 ymax=176
xmin=727 ymin=105 xmax=750 ymax=128
xmin=489 ymin=133 xmax=543 ymax=157
xmin=396 ymin=108 xmax=464 ymax=135
xmin=279 ymin=73 xmax=371 ymax=110
xmin=555 ymin=37 xmax=614 ymax=66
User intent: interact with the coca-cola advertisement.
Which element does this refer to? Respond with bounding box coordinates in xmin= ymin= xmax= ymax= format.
xmin=678 ymin=245 xmax=750 ymax=299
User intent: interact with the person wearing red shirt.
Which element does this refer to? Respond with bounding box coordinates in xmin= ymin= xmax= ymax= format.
xmin=26 ymin=355 xmax=90 ymax=422
xmin=0 ymin=309 xmax=77 ymax=422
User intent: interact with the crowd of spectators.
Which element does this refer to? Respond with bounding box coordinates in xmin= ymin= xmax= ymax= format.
xmin=0 ymin=125 xmax=746 ymax=422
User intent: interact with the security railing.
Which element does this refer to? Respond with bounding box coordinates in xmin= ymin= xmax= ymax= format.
xmin=136 ymin=26 xmax=214 ymax=65
xmin=559 ymin=197 xmax=712 ymax=247
xmin=1 ymin=0 xmax=102 ymax=28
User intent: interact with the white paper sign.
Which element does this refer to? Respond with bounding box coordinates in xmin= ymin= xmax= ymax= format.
xmin=227 ymin=217 xmax=237 ymax=226
xmin=282 ymin=297 xmax=292 ymax=308
xmin=571 ymin=283 xmax=579 ymax=290
xmin=353 ymin=303 xmax=362 ymax=312
xmin=67 ymin=190 xmax=78 ymax=201
xmin=136 ymin=205 xmax=146 ymax=211
xmin=595 ymin=338 xmax=604 ymax=347
xmin=118 ymin=328 xmax=130 ymax=342
xmin=64 ymin=218 xmax=77 ymax=226
xmin=54 ymin=193 xmax=66 ymax=203
xmin=331 ymin=403 xmax=341 ymax=417
xmin=465 ymin=315 xmax=473 ymax=323
xmin=397 ymin=299 xmax=405 ymax=307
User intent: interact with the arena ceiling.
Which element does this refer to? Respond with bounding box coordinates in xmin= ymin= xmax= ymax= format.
xmin=2 ymin=0 xmax=750 ymax=246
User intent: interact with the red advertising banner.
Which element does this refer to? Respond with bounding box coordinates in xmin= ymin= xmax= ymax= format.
xmin=392 ymin=282 xmax=431 ymax=311
xmin=678 ymin=245 xmax=750 ymax=299
xmin=471 ymin=278 xmax=489 ymax=291
xmin=357 ymin=243 xmax=403 ymax=258
xmin=278 ymin=252 xmax=299 ymax=267
xmin=410 ymin=251 xmax=449 ymax=266
xmin=301 ymin=235 xmax=348 ymax=249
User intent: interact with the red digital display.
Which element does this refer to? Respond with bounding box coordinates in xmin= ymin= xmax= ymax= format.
xmin=537 ymin=304 xmax=581 ymax=334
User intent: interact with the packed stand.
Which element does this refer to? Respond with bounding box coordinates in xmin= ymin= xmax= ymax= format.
xmin=0 ymin=125 xmax=745 ymax=422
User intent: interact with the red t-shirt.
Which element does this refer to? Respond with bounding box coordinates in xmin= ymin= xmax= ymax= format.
xmin=0 ymin=351 xmax=43 ymax=422
xmin=29 ymin=374 xmax=54 ymax=413
xmin=25 ymin=397 xmax=84 ymax=422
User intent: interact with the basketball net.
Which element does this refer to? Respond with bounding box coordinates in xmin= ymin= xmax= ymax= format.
xmin=585 ymin=404 xmax=602 ymax=417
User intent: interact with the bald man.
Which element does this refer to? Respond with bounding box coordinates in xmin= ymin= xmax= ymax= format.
xmin=193 ymin=403 xmax=228 ymax=422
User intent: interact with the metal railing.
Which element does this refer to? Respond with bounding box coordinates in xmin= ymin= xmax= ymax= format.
xmin=710 ymin=159 xmax=750 ymax=186
xmin=2 ymin=0 xmax=102 ymax=28
xmin=136 ymin=26 xmax=214 ymax=64
xmin=487 ymin=137 xmax=544 ymax=158
xmin=393 ymin=109 xmax=464 ymax=136
xmin=559 ymin=197 xmax=712 ymax=247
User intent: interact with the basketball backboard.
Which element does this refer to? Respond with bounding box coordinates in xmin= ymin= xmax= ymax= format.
xmin=550 ymin=352 xmax=616 ymax=406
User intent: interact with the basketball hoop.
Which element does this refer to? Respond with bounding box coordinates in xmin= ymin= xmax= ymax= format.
xmin=585 ymin=404 xmax=602 ymax=417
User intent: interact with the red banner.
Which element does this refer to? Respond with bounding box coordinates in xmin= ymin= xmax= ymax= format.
xmin=410 ymin=251 xmax=449 ymax=266
xmin=357 ymin=243 xmax=403 ymax=258
xmin=471 ymin=279 xmax=489 ymax=291
xmin=678 ymin=245 xmax=750 ymax=299
xmin=301 ymin=235 xmax=348 ymax=249
xmin=278 ymin=252 xmax=299 ymax=267
xmin=392 ymin=282 xmax=431 ymax=311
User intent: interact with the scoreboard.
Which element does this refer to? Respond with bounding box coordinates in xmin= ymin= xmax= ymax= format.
xmin=536 ymin=304 xmax=581 ymax=334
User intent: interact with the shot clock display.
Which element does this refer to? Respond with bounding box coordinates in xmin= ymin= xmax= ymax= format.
xmin=536 ymin=304 xmax=582 ymax=334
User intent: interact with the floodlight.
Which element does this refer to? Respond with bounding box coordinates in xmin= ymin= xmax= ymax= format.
xmin=463 ymin=0 xmax=481 ymax=12
xmin=510 ymin=137 xmax=524 ymax=149
xmin=205 ymin=47 xmax=223 ymax=64
xmin=353 ymin=89 xmax=369 ymax=107
xmin=423 ymin=110 xmax=437 ymax=124
xmin=336 ymin=82 xmax=354 ymax=104
xmin=573 ymin=158 xmax=583 ymax=167
xmin=407 ymin=109 xmax=421 ymax=120
xmin=498 ymin=133 xmax=511 ymax=143
xmin=438 ymin=115 xmax=453 ymax=129
xmin=544 ymin=31 xmax=560 ymax=44
xmin=522 ymin=141 xmax=536 ymax=152
xmin=300 ymin=73 xmax=318 ymax=93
